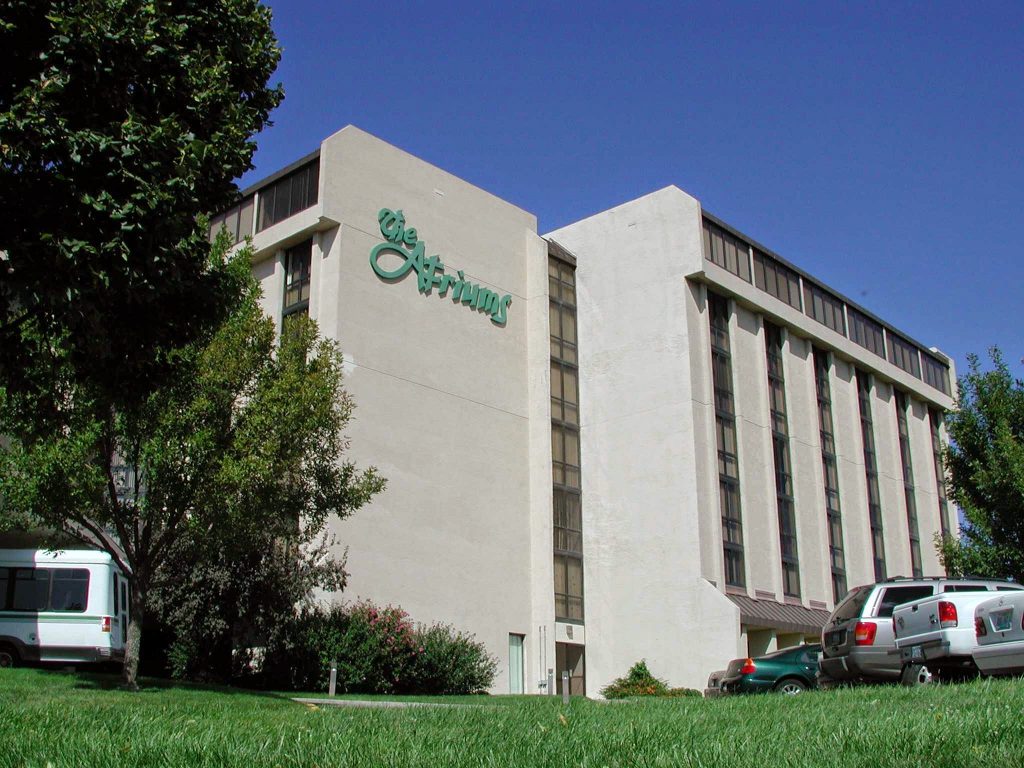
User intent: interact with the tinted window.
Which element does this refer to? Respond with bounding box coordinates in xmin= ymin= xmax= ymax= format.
xmin=876 ymin=585 xmax=934 ymax=617
xmin=831 ymin=586 xmax=871 ymax=624
xmin=0 ymin=569 xmax=7 ymax=610
xmin=942 ymin=584 xmax=987 ymax=593
xmin=50 ymin=569 xmax=89 ymax=612
xmin=997 ymin=586 xmax=1024 ymax=591
xmin=256 ymin=160 xmax=319 ymax=232
xmin=12 ymin=568 xmax=51 ymax=611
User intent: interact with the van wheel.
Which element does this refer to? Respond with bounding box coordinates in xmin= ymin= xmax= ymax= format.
xmin=774 ymin=678 xmax=807 ymax=694
xmin=901 ymin=663 xmax=933 ymax=686
xmin=0 ymin=646 xmax=17 ymax=669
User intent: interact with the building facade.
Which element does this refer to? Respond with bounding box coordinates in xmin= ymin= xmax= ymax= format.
xmin=212 ymin=126 xmax=956 ymax=695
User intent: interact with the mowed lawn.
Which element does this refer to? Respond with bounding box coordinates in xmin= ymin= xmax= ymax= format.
xmin=2 ymin=668 xmax=1023 ymax=767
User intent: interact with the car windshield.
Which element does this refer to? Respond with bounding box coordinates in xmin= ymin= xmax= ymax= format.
xmin=830 ymin=586 xmax=870 ymax=624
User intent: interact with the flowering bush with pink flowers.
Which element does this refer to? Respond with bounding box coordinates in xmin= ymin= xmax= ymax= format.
xmin=256 ymin=600 xmax=496 ymax=695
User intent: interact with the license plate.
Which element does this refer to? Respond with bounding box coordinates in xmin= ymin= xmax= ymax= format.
xmin=992 ymin=609 xmax=1014 ymax=632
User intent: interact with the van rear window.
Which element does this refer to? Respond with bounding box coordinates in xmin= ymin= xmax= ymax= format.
xmin=876 ymin=585 xmax=934 ymax=617
xmin=830 ymin=586 xmax=871 ymax=624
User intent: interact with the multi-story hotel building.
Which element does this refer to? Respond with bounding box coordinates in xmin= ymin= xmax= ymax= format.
xmin=209 ymin=126 xmax=956 ymax=695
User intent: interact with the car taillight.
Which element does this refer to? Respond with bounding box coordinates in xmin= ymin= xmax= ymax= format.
xmin=854 ymin=621 xmax=877 ymax=645
xmin=976 ymin=616 xmax=988 ymax=638
xmin=740 ymin=658 xmax=756 ymax=675
xmin=100 ymin=616 xmax=111 ymax=633
xmin=938 ymin=601 xmax=958 ymax=629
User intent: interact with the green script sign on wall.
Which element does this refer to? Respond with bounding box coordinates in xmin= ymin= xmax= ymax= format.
xmin=369 ymin=208 xmax=512 ymax=326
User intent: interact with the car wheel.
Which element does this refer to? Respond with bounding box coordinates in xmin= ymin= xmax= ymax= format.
xmin=774 ymin=678 xmax=807 ymax=695
xmin=0 ymin=646 xmax=17 ymax=669
xmin=900 ymin=663 xmax=933 ymax=686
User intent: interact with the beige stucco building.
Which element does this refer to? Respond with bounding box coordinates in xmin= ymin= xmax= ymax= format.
xmin=212 ymin=125 xmax=957 ymax=695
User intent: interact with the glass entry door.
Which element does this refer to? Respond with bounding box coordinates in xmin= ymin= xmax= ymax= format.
xmin=508 ymin=634 xmax=525 ymax=694
xmin=555 ymin=642 xmax=585 ymax=696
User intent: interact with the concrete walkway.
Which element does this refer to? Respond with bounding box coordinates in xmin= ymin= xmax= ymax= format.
xmin=292 ymin=697 xmax=475 ymax=710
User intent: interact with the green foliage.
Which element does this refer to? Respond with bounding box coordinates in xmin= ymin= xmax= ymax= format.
xmin=600 ymin=660 xmax=669 ymax=699
xmin=406 ymin=622 xmax=500 ymax=696
xmin=0 ymin=249 xmax=385 ymax=686
xmin=940 ymin=348 xmax=1024 ymax=582
xmin=257 ymin=601 xmax=497 ymax=695
xmin=0 ymin=0 xmax=283 ymax=400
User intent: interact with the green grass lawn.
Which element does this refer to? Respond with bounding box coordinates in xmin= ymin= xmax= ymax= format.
xmin=2 ymin=668 xmax=1023 ymax=767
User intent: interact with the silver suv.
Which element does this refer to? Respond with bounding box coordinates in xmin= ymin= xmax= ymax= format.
xmin=819 ymin=577 xmax=1022 ymax=684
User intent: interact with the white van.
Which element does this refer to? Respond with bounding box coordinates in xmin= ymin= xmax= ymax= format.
xmin=0 ymin=549 xmax=129 ymax=667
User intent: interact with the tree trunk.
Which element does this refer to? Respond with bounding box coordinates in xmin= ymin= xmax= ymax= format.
xmin=122 ymin=583 xmax=145 ymax=691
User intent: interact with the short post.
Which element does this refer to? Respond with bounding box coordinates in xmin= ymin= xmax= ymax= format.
xmin=561 ymin=671 xmax=570 ymax=704
xmin=547 ymin=668 xmax=554 ymax=696
xmin=328 ymin=662 xmax=337 ymax=697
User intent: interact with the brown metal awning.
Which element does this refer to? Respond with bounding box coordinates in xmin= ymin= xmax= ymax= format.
xmin=729 ymin=594 xmax=831 ymax=636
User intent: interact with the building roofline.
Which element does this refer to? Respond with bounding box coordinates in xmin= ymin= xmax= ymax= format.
xmin=701 ymin=208 xmax=950 ymax=368
xmin=237 ymin=148 xmax=322 ymax=200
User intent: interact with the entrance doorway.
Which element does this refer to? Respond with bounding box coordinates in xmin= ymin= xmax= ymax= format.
xmin=508 ymin=634 xmax=525 ymax=694
xmin=555 ymin=642 xmax=585 ymax=696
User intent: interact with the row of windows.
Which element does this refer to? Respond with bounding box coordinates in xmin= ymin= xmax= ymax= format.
xmin=895 ymin=391 xmax=924 ymax=578
xmin=813 ymin=348 xmax=848 ymax=602
xmin=0 ymin=568 xmax=89 ymax=613
xmin=701 ymin=218 xmax=951 ymax=396
xmin=848 ymin=307 xmax=886 ymax=359
xmin=765 ymin=323 xmax=800 ymax=598
xmin=256 ymin=160 xmax=320 ymax=232
xmin=208 ymin=196 xmax=255 ymax=246
xmin=703 ymin=219 xmax=752 ymax=283
xmin=208 ymin=159 xmax=320 ymax=244
xmin=754 ymin=251 xmax=801 ymax=311
xmin=803 ymin=281 xmax=846 ymax=336
xmin=888 ymin=333 xmax=922 ymax=379
xmin=550 ymin=256 xmax=584 ymax=622
xmin=709 ymin=293 xmax=745 ymax=589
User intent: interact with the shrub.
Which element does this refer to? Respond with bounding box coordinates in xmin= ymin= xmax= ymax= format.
xmin=601 ymin=660 xmax=694 ymax=699
xmin=257 ymin=601 xmax=497 ymax=695
xmin=664 ymin=687 xmax=704 ymax=698
xmin=405 ymin=623 xmax=498 ymax=695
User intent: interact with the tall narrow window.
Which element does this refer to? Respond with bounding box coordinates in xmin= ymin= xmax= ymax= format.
xmin=283 ymin=240 xmax=312 ymax=319
xmin=550 ymin=256 xmax=583 ymax=622
xmin=813 ymin=349 xmax=847 ymax=602
xmin=709 ymin=293 xmax=744 ymax=587
xmin=765 ymin=323 xmax=799 ymax=597
xmin=929 ymin=409 xmax=951 ymax=538
xmin=895 ymin=391 xmax=923 ymax=577
xmin=856 ymin=370 xmax=887 ymax=581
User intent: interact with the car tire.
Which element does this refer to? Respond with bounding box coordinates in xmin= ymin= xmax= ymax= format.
xmin=900 ymin=663 xmax=933 ymax=686
xmin=0 ymin=645 xmax=17 ymax=669
xmin=774 ymin=678 xmax=807 ymax=695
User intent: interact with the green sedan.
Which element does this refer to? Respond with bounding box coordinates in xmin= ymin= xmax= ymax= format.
xmin=719 ymin=643 xmax=821 ymax=695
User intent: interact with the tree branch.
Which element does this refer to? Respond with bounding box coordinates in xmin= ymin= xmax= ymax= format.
xmin=64 ymin=515 xmax=132 ymax=578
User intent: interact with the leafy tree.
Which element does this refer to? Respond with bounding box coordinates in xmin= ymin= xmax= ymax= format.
xmin=0 ymin=248 xmax=385 ymax=688
xmin=0 ymin=0 xmax=283 ymax=400
xmin=939 ymin=348 xmax=1024 ymax=582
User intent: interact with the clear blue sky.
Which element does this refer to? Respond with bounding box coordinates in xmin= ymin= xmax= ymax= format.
xmin=244 ymin=1 xmax=1023 ymax=384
